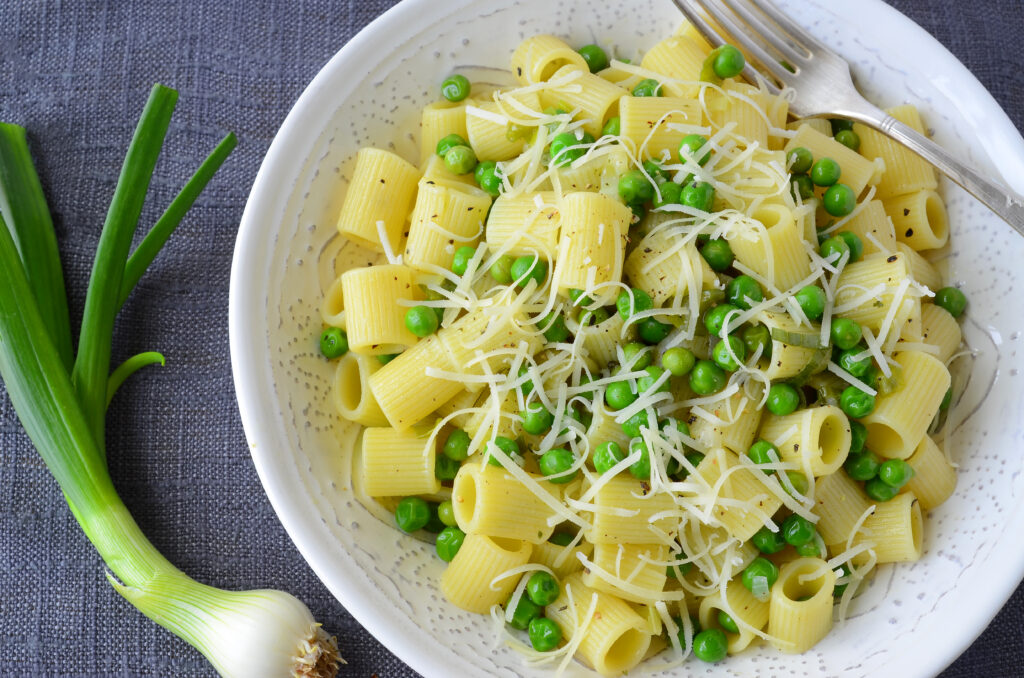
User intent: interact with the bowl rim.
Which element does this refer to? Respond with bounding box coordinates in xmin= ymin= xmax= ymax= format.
xmin=229 ymin=1 xmax=1024 ymax=676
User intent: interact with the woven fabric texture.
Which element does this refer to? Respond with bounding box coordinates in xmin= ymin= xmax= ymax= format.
xmin=0 ymin=1 xmax=1021 ymax=676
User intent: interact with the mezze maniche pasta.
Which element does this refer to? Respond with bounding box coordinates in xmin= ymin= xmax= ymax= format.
xmin=316 ymin=23 xmax=969 ymax=677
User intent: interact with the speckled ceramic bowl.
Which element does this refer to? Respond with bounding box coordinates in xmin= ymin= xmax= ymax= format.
xmin=230 ymin=1 xmax=1024 ymax=675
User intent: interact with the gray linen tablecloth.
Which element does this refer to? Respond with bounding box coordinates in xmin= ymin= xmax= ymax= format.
xmin=0 ymin=1 xmax=1021 ymax=676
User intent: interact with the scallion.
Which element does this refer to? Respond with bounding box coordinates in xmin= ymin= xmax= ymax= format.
xmin=0 ymin=85 xmax=341 ymax=678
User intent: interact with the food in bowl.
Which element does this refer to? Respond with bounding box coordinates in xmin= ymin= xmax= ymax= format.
xmin=315 ymin=22 xmax=967 ymax=676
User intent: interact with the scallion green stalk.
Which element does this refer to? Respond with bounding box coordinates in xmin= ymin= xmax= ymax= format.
xmin=0 ymin=87 xmax=341 ymax=678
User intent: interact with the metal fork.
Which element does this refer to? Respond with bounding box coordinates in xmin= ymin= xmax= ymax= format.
xmin=673 ymin=0 xmax=1024 ymax=234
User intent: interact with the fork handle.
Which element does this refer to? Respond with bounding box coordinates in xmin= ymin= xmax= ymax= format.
xmin=863 ymin=113 xmax=1024 ymax=235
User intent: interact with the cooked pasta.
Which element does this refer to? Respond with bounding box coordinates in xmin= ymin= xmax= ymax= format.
xmin=320 ymin=23 xmax=969 ymax=675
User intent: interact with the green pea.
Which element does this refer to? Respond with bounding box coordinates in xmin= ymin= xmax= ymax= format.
xmin=514 ymin=366 xmax=533 ymax=398
xmin=616 ymin=287 xmax=654 ymax=320
xmin=700 ymin=238 xmax=733 ymax=272
xmin=865 ymin=476 xmax=900 ymax=502
xmin=444 ymin=145 xmax=478 ymax=175
xmin=539 ymin=448 xmax=577 ymax=484
xmin=440 ymin=74 xmax=471 ymax=102
xmin=604 ymin=380 xmax=638 ymax=410
xmin=395 ymin=497 xmax=431 ymax=533
xmin=319 ymin=327 xmax=349 ymax=359
xmin=742 ymin=556 xmax=780 ymax=593
xmin=837 ymin=231 xmax=864 ymax=262
xmin=713 ymin=44 xmax=745 ymax=79
xmin=540 ymin=312 xmax=569 ymax=343
xmin=782 ymin=514 xmax=816 ymax=546
xmin=578 ymin=44 xmax=609 ymax=72
xmin=766 ymin=383 xmax=800 ymax=415
xmin=783 ymin=470 xmax=810 ymax=497
xmin=849 ymin=420 xmax=867 ymax=456
xmin=835 ymin=129 xmax=860 ymax=151
xmin=693 ymin=628 xmax=728 ymax=663
xmin=521 ymin=402 xmax=555 ymax=434
xmin=787 ymin=146 xmax=813 ymax=174
xmin=621 ymin=342 xmax=652 ymax=370
xmin=796 ymin=541 xmax=821 ymax=557
xmin=489 ymin=254 xmax=515 ymax=283
xmin=941 ymin=387 xmax=952 ymax=411
xmin=549 ymin=131 xmax=593 ymax=167
xmin=704 ymin=305 xmax=737 ymax=337
xmin=507 ymin=594 xmax=542 ymax=630
xmin=510 ymin=255 xmax=547 ymax=288
xmin=436 ymin=133 xmax=469 ymax=157
xmin=878 ymin=459 xmax=915 ymax=489
xmin=602 ymin=116 xmax=621 ymax=137
xmin=578 ymin=307 xmax=610 ymax=327
xmin=679 ymin=134 xmax=710 ymax=166
xmin=435 ymin=453 xmax=460 ymax=481
xmin=712 ymin=335 xmax=746 ymax=371
xmin=823 ymin=183 xmax=857 ymax=217
xmin=833 ymin=563 xmax=852 ymax=597
xmin=437 ymin=500 xmax=457 ymax=527
xmin=628 ymin=438 xmax=651 ymax=480
xmin=487 ymin=436 xmax=520 ymax=466
xmin=742 ymin=323 xmax=772 ymax=360
xmin=726 ymin=275 xmax=763 ymax=310
xmin=838 ymin=347 xmax=872 ymax=378
xmin=791 ymin=173 xmax=814 ymax=200
xmin=795 ymin=285 xmax=827 ymax=320
xmin=637 ymin=365 xmax=670 ymax=394
xmin=528 ymin=617 xmax=563 ymax=652
xmin=819 ymin=235 xmax=851 ymax=264
xmin=632 ymin=78 xmax=662 ymax=97
xmin=751 ymin=525 xmax=786 ymax=554
xmin=435 ymin=526 xmax=465 ymax=562
xmin=717 ymin=610 xmax=740 ymax=635
xmin=810 ymin=157 xmax=841 ymax=186
xmin=667 ymin=561 xmax=693 ymax=579
xmin=662 ymin=346 xmax=696 ymax=376
xmin=747 ymin=439 xmax=779 ymax=473
xmin=830 ymin=118 xmax=855 ymax=135
xmin=526 ymin=571 xmax=561 ymax=606
xmin=421 ymin=285 xmax=447 ymax=325
xmin=830 ymin=317 xmax=862 ymax=350
xmin=442 ymin=429 xmax=471 ymax=461
xmin=690 ymin=360 xmax=727 ymax=395
xmin=618 ymin=169 xmax=656 ymax=204
xmin=840 ymin=386 xmax=875 ymax=418
xmin=844 ymin=449 xmax=882 ymax=481
xmin=934 ymin=287 xmax=967 ymax=318
xmin=643 ymin=160 xmax=668 ymax=184
xmin=474 ymin=160 xmax=503 ymax=196
xmin=637 ymin=317 xmax=672 ymax=344
xmin=654 ymin=181 xmax=683 ymax=208
xmin=681 ymin=181 xmax=716 ymax=212
xmin=549 ymin=531 xmax=575 ymax=546
xmin=593 ymin=441 xmax=626 ymax=474
xmin=376 ymin=353 xmax=399 ymax=365
xmin=405 ymin=305 xmax=439 ymax=337
xmin=569 ymin=288 xmax=589 ymax=306
xmin=451 ymin=245 xmax=476 ymax=276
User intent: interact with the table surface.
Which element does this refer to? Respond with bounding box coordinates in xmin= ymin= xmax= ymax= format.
xmin=1 ymin=1 xmax=1021 ymax=676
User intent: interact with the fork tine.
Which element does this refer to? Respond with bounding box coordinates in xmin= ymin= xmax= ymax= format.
xmin=741 ymin=0 xmax=833 ymax=56
xmin=682 ymin=0 xmax=794 ymax=82
xmin=723 ymin=0 xmax=809 ymax=66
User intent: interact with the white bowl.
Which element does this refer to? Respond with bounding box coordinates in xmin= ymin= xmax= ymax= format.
xmin=229 ymin=1 xmax=1024 ymax=676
